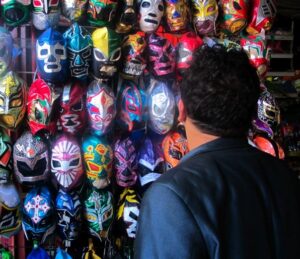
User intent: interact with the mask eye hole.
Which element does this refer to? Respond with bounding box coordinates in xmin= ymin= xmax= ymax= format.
xmin=141 ymin=1 xmax=150 ymax=8
xmin=70 ymin=158 xmax=79 ymax=167
xmin=55 ymin=48 xmax=64 ymax=56
xmin=40 ymin=49 xmax=48 ymax=56
xmin=52 ymin=160 xmax=61 ymax=168
xmin=110 ymin=48 xmax=121 ymax=61
xmin=207 ymin=6 xmax=215 ymax=12
xmin=82 ymin=48 xmax=91 ymax=59
xmin=72 ymin=101 xmax=83 ymax=112
xmin=158 ymin=4 xmax=164 ymax=12
xmin=93 ymin=49 xmax=106 ymax=61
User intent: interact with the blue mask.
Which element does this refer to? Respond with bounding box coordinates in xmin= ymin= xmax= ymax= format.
xmin=36 ymin=28 xmax=68 ymax=84
xmin=63 ymin=23 xmax=92 ymax=80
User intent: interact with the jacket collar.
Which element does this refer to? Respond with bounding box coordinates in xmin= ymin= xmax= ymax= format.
xmin=181 ymin=137 xmax=249 ymax=164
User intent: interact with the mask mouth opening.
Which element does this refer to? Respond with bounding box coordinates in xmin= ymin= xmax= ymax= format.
xmin=144 ymin=18 xmax=158 ymax=24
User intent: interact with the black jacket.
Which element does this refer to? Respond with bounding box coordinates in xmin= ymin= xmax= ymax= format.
xmin=134 ymin=138 xmax=300 ymax=259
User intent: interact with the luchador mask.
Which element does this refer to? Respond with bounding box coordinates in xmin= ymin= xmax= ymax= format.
xmin=240 ymin=35 xmax=269 ymax=79
xmin=0 ymin=183 xmax=21 ymax=238
xmin=257 ymin=90 xmax=280 ymax=130
xmin=220 ymin=0 xmax=249 ymax=34
xmin=56 ymin=189 xmax=82 ymax=241
xmin=82 ymin=134 xmax=113 ymax=189
xmin=114 ymin=137 xmax=138 ymax=187
xmin=190 ymin=0 xmax=218 ymax=35
xmin=253 ymin=135 xmax=285 ymax=159
xmin=138 ymin=137 xmax=164 ymax=186
xmin=62 ymin=0 xmax=88 ymax=21
xmin=0 ymin=0 xmax=30 ymax=26
xmin=87 ymin=0 xmax=118 ymax=26
xmin=164 ymin=0 xmax=189 ymax=32
xmin=0 ymin=71 xmax=27 ymax=130
xmin=92 ymin=27 xmax=121 ymax=79
xmin=13 ymin=131 xmax=49 ymax=185
xmin=63 ymin=23 xmax=92 ymax=81
xmin=176 ymin=32 xmax=203 ymax=78
xmin=148 ymin=33 xmax=175 ymax=78
xmin=117 ymin=80 xmax=144 ymax=132
xmin=27 ymin=78 xmax=59 ymax=135
xmin=60 ymin=82 xmax=87 ymax=135
xmin=116 ymin=0 xmax=138 ymax=33
xmin=51 ymin=134 xmax=84 ymax=191
xmin=121 ymin=32 xmax=146 ymax=78
xmin=0 ymin=27 xmax=13 ymax=77
xmin=117 ymin=188 xmax=140 ymax=238
xmin=36 ymin=28 xmax=68 ymax=84
xmin=246 ymin=0 xmax=277 ymax=35
xmin=162 ymin=131 xmax=189 ymax=170
xmin=84 ymin=189 xmax=113 ymax=240
xmin=139 ymin=0 xmax=164 ymax=33
xmin=252 ymin=118 xmax=274 ymax=138
xmin=32 ymin=0 xmax=60 ymax=30
xmin=0 ymin=130 xmax=12 ymax=183
xmin=22 ymin=186 xmax=55 ymax=243
xmin=148 ymin=79 xmax=175 ymax=135
xmin=86 ymin=80 xmax=116 ymax=136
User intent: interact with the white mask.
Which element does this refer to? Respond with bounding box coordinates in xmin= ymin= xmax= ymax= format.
xmin=139 ymin=0 xmax=164 ymax=33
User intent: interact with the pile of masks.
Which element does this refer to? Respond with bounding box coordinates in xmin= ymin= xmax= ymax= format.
xmin=0 ymin=0 xmax=280 ymax=258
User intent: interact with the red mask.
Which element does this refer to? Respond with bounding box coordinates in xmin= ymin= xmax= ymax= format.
xmin=27 ymin=78 xmax=59 ymax=135
xmin=176 ymin=32 xmax=203 ymax=80
xmin=60 ymin=81 xmax=87 ymax=135
xmin=246 ymin=0 xmax=277 ymax=35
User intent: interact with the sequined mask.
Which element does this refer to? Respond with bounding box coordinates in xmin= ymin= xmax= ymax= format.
xmin=164 ymin=0 xmax=189 ymax=32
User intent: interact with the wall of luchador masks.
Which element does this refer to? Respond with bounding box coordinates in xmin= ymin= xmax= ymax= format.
xmin=0 ymin=0 xmax=280 ymax=258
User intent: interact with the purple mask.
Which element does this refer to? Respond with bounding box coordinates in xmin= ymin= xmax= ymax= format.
xmin=51 ymin=134 xmax=84 ymax=191
xmin=114 ymin=137 xmax=138 ymax=187
xmin=148 ymin=33 xmax=176 ymax=78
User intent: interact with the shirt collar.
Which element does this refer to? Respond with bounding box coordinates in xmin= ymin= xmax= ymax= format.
xmin=181 ymin=137 xmax=249 ymax=164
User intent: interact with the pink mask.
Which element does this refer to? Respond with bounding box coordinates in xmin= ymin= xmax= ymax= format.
xmin=60 ymin=81 xmax=87 ymax=135
xmin=51 ymin=134 xmax=84 ymax=191
xmin=148 ymin=33 xmax=175 ymax=78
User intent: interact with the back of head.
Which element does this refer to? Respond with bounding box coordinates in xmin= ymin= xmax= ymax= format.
xmin=181 ymin=45 xmax=260 ymax=137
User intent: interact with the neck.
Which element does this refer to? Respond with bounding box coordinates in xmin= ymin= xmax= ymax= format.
xmin=185 ymin=117 xmax=219 ymax=152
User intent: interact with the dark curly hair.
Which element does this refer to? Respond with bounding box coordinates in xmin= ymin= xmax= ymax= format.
xmin=180 ymin=45 xmax=260 ymax=137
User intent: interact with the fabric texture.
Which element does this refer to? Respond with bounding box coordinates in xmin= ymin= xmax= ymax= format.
xmin=135 ymin=137 xmax=300 ymax=259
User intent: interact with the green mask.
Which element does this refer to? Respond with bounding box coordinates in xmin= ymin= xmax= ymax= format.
xmin=1 ymin=0 xmax=31 ymax=26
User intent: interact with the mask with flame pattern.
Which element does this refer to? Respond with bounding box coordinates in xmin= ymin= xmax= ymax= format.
xmin=190 ymin=0 xmax=218 ymax=35
xmin=62 ymin=0 xmax=88 ymax=21
xmin=27 ymin=78 xmax=59 ymax=135
xmin=176 ymin=32 xmax=203 ymax=79
xmin=117 ymin=188 xmax=140 ymax=238
xmin=121 ymin=31 xmax=147 ymax=78
xmin=56 ymin=189 xmax=82 ymax=241
xmin=162 ymin=131 xmax=189 ymax=170
xmin=246 ymin=0 xmax=277 ymax=35
xmin=36 ymin=28 xmax=68 ymax=84
xmin=117 ymin=80 xmax=145 ymax=132
xmin=60 ymin=81 xmax=87 ymax=136
xmin=0 ymin=130 xmax=12 ymax=184
xmin=0 ymin=183 xmax=21 ymax=238
xmin=82 ymin=134 xmax=113 ymax=190
xmin=148 ymin=33 xmax=176 ymax=78
xmin=114 ymin=137 xmax=138 ymax=187
xmin=87 ymin=0 xmax=118 ymax=26
xmin=220 ymin=0 xmax=249 ymax=34
xmin=164 ymin=0 xmax=189 ymax=33
xmin=32 ymin=0 xmax=60 ymax=30
xmin=0 ymin=71 xmax=27 ymax=130
xmin=116 ymin=0 xmax=138 ymax=33
xmin=86 ymin=80 xmax=116 ymax=136
xmin=13 ymin=131 xmax=49 ymax=185
xmin=92 ymin=27 xmax=122 ymax=79
xmin=64 ymin=23 xmax=92 ymax=81
xmin=148 ymin=78 xmax=175 ymax=135
xmin=139 ymin=0 xmax=164 ymax=33
xmin=240 ymin=35 xmax=269 ymax=79
xmin=0 ymin=27 xmax=13 ymax=77
xmin=1 ymin=0 xmax=30 ymax=26
xmin=84 ymin=189 xmax=113 ymax=240
xmin=51 ymin=134 xmax=84 ymax=191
